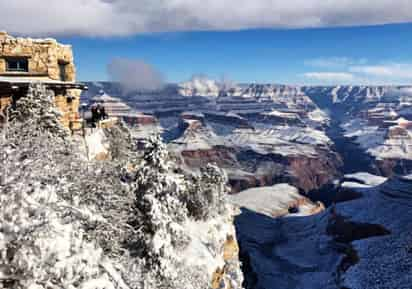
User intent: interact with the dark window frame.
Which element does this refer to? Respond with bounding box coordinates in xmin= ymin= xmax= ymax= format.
xmin=58 ymin=61 xmax=68 ymax=81
xmin=5 ymin=57 xmax=29 ymax=72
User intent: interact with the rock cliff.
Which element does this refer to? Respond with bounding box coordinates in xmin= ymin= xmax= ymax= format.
xmin=235 ymin=173 xmax=412 ymax=289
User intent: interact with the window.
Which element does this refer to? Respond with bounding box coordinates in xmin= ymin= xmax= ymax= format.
xmin=66 ymin=95 xmax=74 ymax=104
xmin=6 ymin=57 xmax=29 ymax=72
xmin=59 ymin=62 xmax=67 ymax=81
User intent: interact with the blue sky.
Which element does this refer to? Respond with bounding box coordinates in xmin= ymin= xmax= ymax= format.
xmin=3 ymin=0 xmax=412 ymax=85
xmin=57 ymin=23 xmax=412 ymax=85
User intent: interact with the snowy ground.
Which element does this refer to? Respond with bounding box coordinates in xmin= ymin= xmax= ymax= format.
xmin=227 ymin=126 xmax=331 ymax=157
xmin=229 ymin=184 xmax=319 ymax=218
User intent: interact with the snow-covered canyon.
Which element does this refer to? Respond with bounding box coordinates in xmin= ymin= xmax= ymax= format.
xmin=79 ymin=80 xmax=412 ymax=289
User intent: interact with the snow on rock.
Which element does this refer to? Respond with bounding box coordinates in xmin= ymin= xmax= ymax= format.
xmin=305 ymin=84 xmax=412 ymax=174
xmin=181 ymin=206 xmax=240 ymax=277
xmin=343 ymin=172 xmax=387 ymax=187
xmin=236 ymin=173 xmax=412 ymax=289
xmin=229 ymin=184 xmax=323 ymax=218
xmin=1 ymin=130 xmax=243 ymax=289
xmin=169 ymin=123 xmax=226 ymax=152
xmin=308 ymin=108 xmax=330 ymax=125
xmin=83 ymin=128 xmax=111 ymax=160
xmin=227 ymin=127 xmax=330 ymax=157
xmin=179 ymin=76 xmax=220 ymax=98
xmin=338 ymin=175 xmax=412 ymax=289
xmin=165 ymin=110 xmax=340 ymax=193
xmin=264 ymin=110 xmax=300 ymax=120
xmin=0 ymin=183 xmax=126 ymax=289
xmin=235 ymin=207 xmax=339 ymax=289
xmin=342 ymin=117 xmax=412 ymax=161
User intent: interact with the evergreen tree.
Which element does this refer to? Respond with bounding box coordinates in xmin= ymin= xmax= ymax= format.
xmin=0 ymin=83 xmax=131 ymax=289
xmin=10 ymin=82 xmax=69 ymax=139
xmin=130 ymin=135 xmax=189 ymax=265
xmin=185 ymin=164 xmax=228 ymax=220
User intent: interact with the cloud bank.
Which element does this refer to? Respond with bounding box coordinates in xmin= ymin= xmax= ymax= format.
xmin=350 ymin=64 xmax=412 ymax=79
xmin=107 ymin=58 xmax=165 ymax=92
xmin=1 ymin=0 xmax=412 ymax=36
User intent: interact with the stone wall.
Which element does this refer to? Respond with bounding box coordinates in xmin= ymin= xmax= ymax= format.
xmin=0 ymin=95 xmax=11 ymax=111
xmin=0 ymin=31 xmax=76 ymax=81
xmin=0 ymin=89 xmax=82 ymax=129
xmin=0 ymin=32 xmax=81 ymax=129
xmin=54 ymin=89 xmax=82 ymax=128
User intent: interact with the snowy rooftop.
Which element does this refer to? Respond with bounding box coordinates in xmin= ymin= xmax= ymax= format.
xmin=0 ymin=76 xmax=86 ymax=89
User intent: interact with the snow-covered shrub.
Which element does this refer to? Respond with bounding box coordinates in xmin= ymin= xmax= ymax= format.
xmin=0 ymin=181 xmax=123 ymax=289
xmin=60 ymin=161 xmax=135 ymax=259
xmin=185 ymin=164 xmax=228 ymax=220
xmin=0 ymin=84 xmax=130 ymax=289
xmin=103 ymin=121 xmax=133 ymax=161
xmin=0 ymin=140 xmax=128 ymax=289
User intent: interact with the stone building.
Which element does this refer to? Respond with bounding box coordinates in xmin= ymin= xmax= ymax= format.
xmin=0 ymin=32 xmax=86 ymax=128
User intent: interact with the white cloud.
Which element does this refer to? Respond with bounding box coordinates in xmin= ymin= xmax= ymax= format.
xmin=304 ymin=57 xmax=367 ymax=68
xmin=1 ymin=0 xmax=412 ymax=36
xmin=303 ymin=72 xmax=355 ymax=83
xmin=303 ymin=60 xmax=412 ymax=85
xmin=350 ymin=63 xmax=412 ymax=79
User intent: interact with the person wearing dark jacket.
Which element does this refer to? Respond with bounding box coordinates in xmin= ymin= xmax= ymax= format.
xmin=91 ymin=104 xmax=99 ymax=127
xmin=100 ymin=105 xmax=108 ymax=119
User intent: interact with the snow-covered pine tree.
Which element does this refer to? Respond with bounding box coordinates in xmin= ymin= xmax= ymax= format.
xmin=0 ymin=83 xmax=132 ymax=289
xmin=10 ymin=82 xmax=69 ymax=139
xmin=129 ymin=134 xmax=189 ymax=264
xmin=1 ymin=83 xmax=71 ymax=188
xmin=185 ymin=164 xmax=228 ymax=220
xmin=127 ymin=134 xmax=241 ymax=289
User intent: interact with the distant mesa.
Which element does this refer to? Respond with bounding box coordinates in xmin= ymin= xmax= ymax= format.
xmin=87 ymin=90 xmax=157 ymax=127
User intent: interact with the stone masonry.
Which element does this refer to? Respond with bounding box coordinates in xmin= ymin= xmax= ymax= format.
xmin=0 ymin=31 xmax=83 ymax=128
